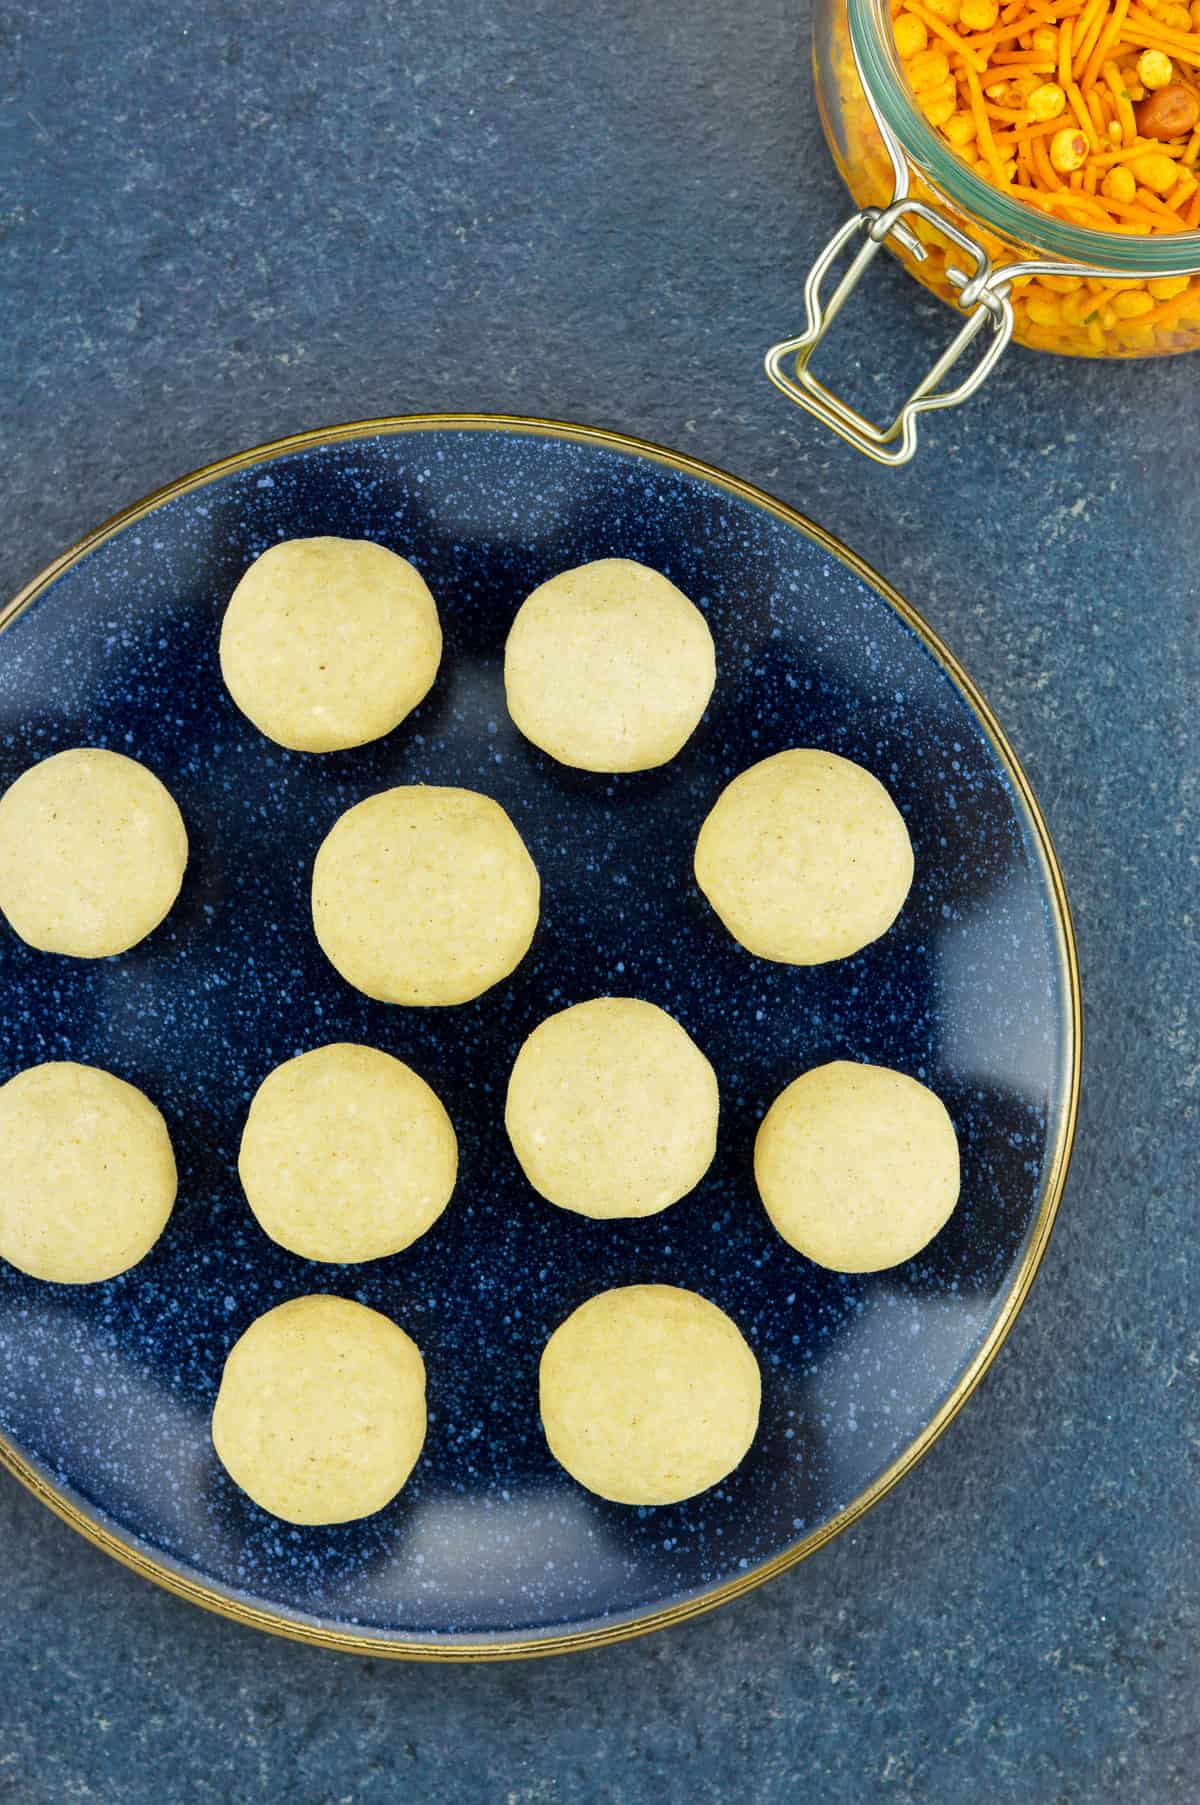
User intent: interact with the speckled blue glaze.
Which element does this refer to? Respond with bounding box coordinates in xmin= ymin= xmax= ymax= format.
xmin=0 ymin=423 xmax=1072 ymax=1650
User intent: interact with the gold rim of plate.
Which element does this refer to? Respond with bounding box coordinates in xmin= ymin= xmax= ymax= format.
xmin=0 ymin=413 xmax=1082 ymax=1661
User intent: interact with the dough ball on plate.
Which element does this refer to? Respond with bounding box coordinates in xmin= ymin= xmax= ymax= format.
xmin=504 ymin=558 xmax=715 ymax=772
xmin=219 ymin=536 xmax=442 ymax=752
xmin=311 ymin=784 xmax=540 ymax=1006
xmin=505 ymin=997 xmax=718 ymax=1219
xmin=539 ymin=1284 xmax=761 ymax=1505
xmin=212 ymin=1294 xmax=427 ymax=1525
xmin=0 ymin=1062 xmax=176 ymax=1284
xmin=0 ymin=748 xmax=187 ymax=958
xmin=693 ymin=748 xmax=913 ymax=965
xmin=755 ymin=1060 xmax=960 ymax=1272
xmin=239 ymin=1042 xmax=457 ymax=1263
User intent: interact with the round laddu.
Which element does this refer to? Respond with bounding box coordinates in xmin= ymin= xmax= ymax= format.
xmin=219 ymin=536 xmax=442 ymax=752
xmin=0 ymin=1062 xmax=177 ymax=1284
xmin=504 ymin=997 xmax=719 ymax=1218
xmin=539 ymin=1285 xmax=761 ymax=1505
xmin=693 ymin=748 xmax=913 ymax=965
xmin=755 ymin=1060 xmax=961 ymax=1272
xmin=0 ymin=748 xmax=188 ymax=958
xmin=504 ymin=558 xmax=716 ymax=772
xmin=311 ymin=785 xmax=541 ymax=1006
xmin=238 ymin=1042 xmax=457 ymax=1263
xmin=211 ymin=1295 xmax=427 ymax=1525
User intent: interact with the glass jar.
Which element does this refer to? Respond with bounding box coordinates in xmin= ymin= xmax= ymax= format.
xmin=767 ymin=0 xmax=1200 ymax=460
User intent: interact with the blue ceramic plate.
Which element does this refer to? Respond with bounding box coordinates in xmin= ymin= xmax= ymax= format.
xmin=0 ymin=417 xmax=1078 ymax=1659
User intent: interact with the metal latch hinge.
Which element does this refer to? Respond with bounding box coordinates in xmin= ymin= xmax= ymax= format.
xmin=764 ymin=198 xmax=1015 ymax=467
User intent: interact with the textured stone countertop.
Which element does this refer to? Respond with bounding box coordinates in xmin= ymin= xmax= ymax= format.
xmin=1 ymin=1 xmax=1195 ymax=1800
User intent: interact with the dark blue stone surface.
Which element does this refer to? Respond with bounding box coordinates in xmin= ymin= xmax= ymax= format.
xmin=0 ymin=421 xmax=1071 ymax=1646
xmin=1 ymin=0 xmax=1195 ymax=1799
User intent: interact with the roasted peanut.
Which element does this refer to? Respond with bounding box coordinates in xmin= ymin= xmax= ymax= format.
xmin=1134 ymin=83 xmax=1200 ymax=141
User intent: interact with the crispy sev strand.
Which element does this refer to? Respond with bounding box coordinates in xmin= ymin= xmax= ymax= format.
xmin=1067 ymin=76 xmax=1101 ymax=145
xmin=1082 ymin=0 xmax=1134 ymax=89
xmin=1072 ymin=0 xmax=1112 ymax=79
xmin=1086 ymin=87 xmax=1109 ymax=137
xmin=1102 ymin=60 xmax=1138 ymax=141
xmin=1113 ymin=27 xmax=1200 ymax=68
xmin=1030 ymin=128 xmax=1066 ymax=183
xmin=1124 ymin=6 xmax=1200 ymax=49
xmin=964 ymin=59 xmax=1010 ymax=179
xmin=1012 ymin=112 xmax=1082 ymax=136
xmin=1139 ymin=285 xmax=1200 ymax=326
xmin=1135 ymin=182 xmax=1195 ymax=222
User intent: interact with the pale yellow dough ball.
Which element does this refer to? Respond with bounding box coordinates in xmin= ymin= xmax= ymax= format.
xmin=211 ymin=1294 xmax=427 ymax=1525
xmin=219 ymin=537 xmax=442 ymax=752
xmin=312 ymin=785 xmax=540 ymax=1006
xmin=694 ymin=748 xmax=914 ymax=965
xmin=0 ymin=748 xmax=188 ymax=958
xmin=505 ymin=997 xmax=718 ymax=1219
xmin=539 ymin=1285 xmax=761 ymax=1505
xmin=504 ymin=558 xmax=716 ymax=772
xmin=755 ymin=1060 xmax=961 ymax=1272
xmin=239 ymin=1043 xmax=457 ymax=1263
xmin=0 ymin=1062 xmax=176 ymax=1283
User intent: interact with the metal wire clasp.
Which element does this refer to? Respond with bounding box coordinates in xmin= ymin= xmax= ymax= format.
xmin=765 ymin=196 xmax=1014 ymax=466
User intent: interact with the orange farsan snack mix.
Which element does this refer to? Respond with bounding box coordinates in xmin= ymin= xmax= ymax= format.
xmin=891 ymin=0 xmax=1200 ymax=350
